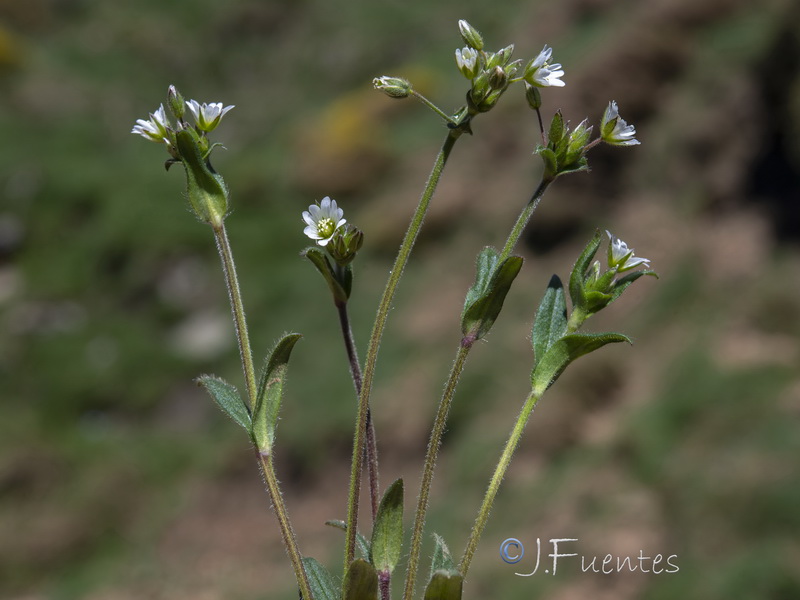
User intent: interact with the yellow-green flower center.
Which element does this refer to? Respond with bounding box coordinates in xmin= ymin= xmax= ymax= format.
xmin=317 ymin=217 xmax=335 ymax=238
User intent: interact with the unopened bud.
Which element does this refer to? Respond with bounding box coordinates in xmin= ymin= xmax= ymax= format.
xmin=488 ymin=66 xmax=507 ymax=90
xmin=458 ymin=19 xmax=484 ymax=51
xmin=329 ymin=224 xmax=364 ymax=266
xmin=373 ymin=76 xmax=412 ymax=99
xmin=168 ymin=85 xmax=185 ymax=120
xmin=525 ymin=82 xmax=542 ymax=109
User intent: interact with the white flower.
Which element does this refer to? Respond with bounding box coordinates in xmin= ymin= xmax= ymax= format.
xmin=185 ymin=100 xmax=234 ymax=132
xmin=131 ymin=104 xmax=170 ymax=143
xmin=303 ymin=197 xmax=346 ymax=246
xmin=455 ymin=46 xmax=479 ymax=79
xmin=600 ymin=101 xmax=640 ymax=146
xmin=606 ymin=231 xmax=650 ymax=271
xmin=524 ymin=45 xmax=565 ymax=88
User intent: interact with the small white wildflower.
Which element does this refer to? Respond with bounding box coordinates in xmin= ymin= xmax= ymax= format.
xmin=606 ymin=231 xmax=650 ymax=272
xmin=455 ymin=46 xmax=479 ymax=79
xmin=303 ymin=197 xmax=346 ymax=246
xmin=131 ymin=104 xmax=170 ymax=143
xmin=600 ymin=101 xmax=640 ymax=146
xmin=524 ymin=45 xmax=565 ymax=88
xmin=185 ymin=100 xmax=234 ymax=132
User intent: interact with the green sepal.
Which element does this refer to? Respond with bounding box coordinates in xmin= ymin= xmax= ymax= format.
xmin=325 ymin=520 xmax=371 ymax=560
xmin=584 ymin=289 xmax=613 ymax=313
xmin=196 ymin=375 xmax=251 ymax=432
xmin=343 ymin=559 xmax=378 ymax=600
xmin=462 ymin=247 xmax=523 ymax=342
xmin=568 ymin=230 xmax=602 ymax=313
xmin=608 ymin=269 xmax=659 ymax=304
xmin=531 ymin=275 xmax=567 ymax=367
xmin=423 ymin=571 xmax=463 ymax=600
xmin=548 ymin=111 xmax=566 ymax=149
xmin=556 ymin=156 xmax=589 ymax=176
xmin=369 ymin=478 xmax=404 ymax=573
xmin=302 ymin=557 xmax=340 ymax=600
xmin=531 ymin=332 xmax=631 ymax=396
xmin=252 ymin=333 xmax=303 ymax=452
xmin=174 ymin=129 xmax=228 ymax=225
xmin=303 ymin=247 xmax=350 ymax=303
xmin=535 ymin=146 xmax=558 ymax=181
xmin=430 ymin=534 xmax=457 ymax=578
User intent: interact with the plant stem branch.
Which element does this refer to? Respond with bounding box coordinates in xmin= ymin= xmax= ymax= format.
xmin=213 ymin=222 xmax=310 ymax=597
xmin=258 ymin=450 xmax=313 ymax=600
xmin=411 ymin=91 xmax=459 ymax=126
xmin=403 ymin=177 xmax=552 ymax=597
xmin=212 ymin=222 xmax=258 ymax=409
xmin=336 ymin=300 xmax=380 ymax=522
xmin=344 ymin=131 xmax=461 ymax=576
xmin=459 ymin=389 xmax=541 ymax=575
xmin=403 ymin=343 xmax=472 ymax=600
xmin=498 ymin=179 xmax=550 ymax=262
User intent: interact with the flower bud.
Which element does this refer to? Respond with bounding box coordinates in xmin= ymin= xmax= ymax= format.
xmin=329 ymin=224 xmax=364 ymax=266
xmin=168 ymin=85 xmax=185 ymax=120
xmin=525 ymin=82 xmax=542 ymax=109
xmin=373 ymin=76 xmax=412 ymax=99
xmin=458 ymin=19 xmax=484 ymax=50
xmin=455 ymin=47 xmax=479 ymax=79
xmin=488 ymin=66 xmax=507 ymax=90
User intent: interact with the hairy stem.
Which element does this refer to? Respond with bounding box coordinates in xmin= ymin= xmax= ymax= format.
xmin=403 ymin=177 xmax=553 ymax=597
xmin=212 ymin=222 xmax=258 ymax=409
xmin=259 ymin=450 xmax=313 ymax=600
xmin=459 ymin=390 xmax=540 ymax=575
xmin=213 ymin=222 xmax=310 ymax=597
xmin=403 ymin=343 xmax=472 ymax=600
xmin=498 ymin=179 xmax=550 ymax=262
xmin=336 ymin=300 xmax=380 ymax=522
xmin=344 ymin=130 xmax=461 ymax=575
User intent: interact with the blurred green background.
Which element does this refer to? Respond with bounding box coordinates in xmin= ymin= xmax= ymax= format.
xmin=1 ymin=0 xmax=799 ymax=598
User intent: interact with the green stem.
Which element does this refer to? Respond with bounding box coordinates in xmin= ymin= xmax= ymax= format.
xmin=258 ymin=450 xmax=313 ymax=600
xmin=411 ymin=91 xmax=459 ymax=126
xmin=336 ymin=299 xmax=381 ymax=522
xmin=403 ymin=177 xmax=553 ymax=596
xmin=403 ymin=343 xmax=472 ymax=600
xmin=212 ymin=222 xmax=258 ymax=409
xmin=213 ymin=223 xmax=310 ymax=598
xmin=459 ymin=389 xmax=541 ymax=575
xmin=344 ymin=131 xmax=461 ymax=576
xmin=498 ymin=179 xmax=550 ymax=262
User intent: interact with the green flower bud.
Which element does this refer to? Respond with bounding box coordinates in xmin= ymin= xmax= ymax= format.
xmin=329 ymin=224 xmax=364 ymax=266
xmin=458 ymin=19 xmax=484 ymax=51
xmin=525 ymin=82 xmax=542 ymax=109
xmin=488 ymin=66 xmax=507 ymax=90
xmin=168 ymin=85 xmax=185 ymax=120
xmin=373 ymin=76 xmax=412 ymax=99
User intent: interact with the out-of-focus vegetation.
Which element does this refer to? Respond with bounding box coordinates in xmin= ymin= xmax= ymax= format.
xmin=1 ymin=0 xmax=799 ymax=598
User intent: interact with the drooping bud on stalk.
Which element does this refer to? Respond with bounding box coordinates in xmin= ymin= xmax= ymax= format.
xmin=373 ymin=76 xmax=412 ymax=99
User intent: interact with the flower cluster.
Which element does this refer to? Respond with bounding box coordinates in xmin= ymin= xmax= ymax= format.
xmin=131 ymin=86 xmax=234 ymax=159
